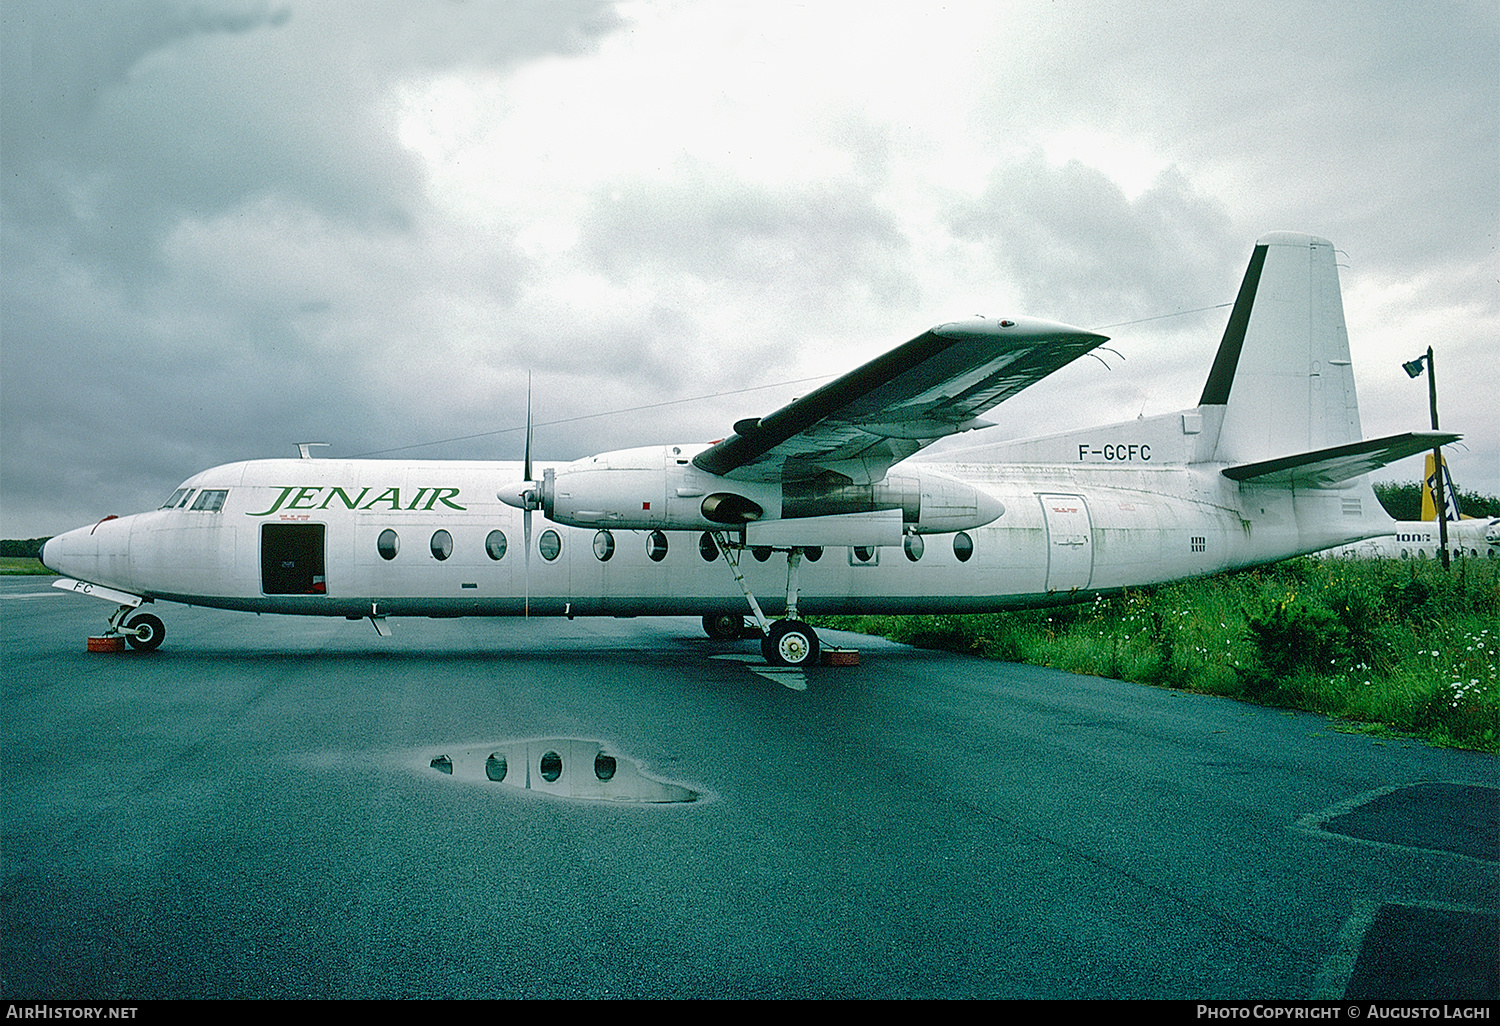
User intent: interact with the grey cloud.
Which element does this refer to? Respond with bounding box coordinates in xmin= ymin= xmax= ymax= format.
xmin=977 ymin=0 xmax=1498 ymax=272
xmin=1 ymin=0 xmax=623 ymax=536
xmin=2 ymin=0 xmax=623 ymax=280
xmin=579 ymin=171 xmax=919 ymax=309
xmin=947 ymin=156 xmax=1239 ymax=327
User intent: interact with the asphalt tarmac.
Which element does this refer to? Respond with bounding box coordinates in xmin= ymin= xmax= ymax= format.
xmin=2 ymin=576 xmax=1495 ymax=999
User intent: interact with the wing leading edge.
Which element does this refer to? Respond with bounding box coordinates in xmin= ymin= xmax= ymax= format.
xmin=693 ymin=317 xmax=1109 ymax=484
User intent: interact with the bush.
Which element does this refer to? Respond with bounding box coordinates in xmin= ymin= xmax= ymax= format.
xmin=1242 ymin=593 xmax=1346 ymax=697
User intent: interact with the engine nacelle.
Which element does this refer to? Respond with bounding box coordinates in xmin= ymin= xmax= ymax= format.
xmin=511 ymin=444 xmax=1003 ymax=538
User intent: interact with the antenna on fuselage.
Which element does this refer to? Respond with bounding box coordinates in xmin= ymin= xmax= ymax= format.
xmin=296 ymin=443 xmax=330 ymax=459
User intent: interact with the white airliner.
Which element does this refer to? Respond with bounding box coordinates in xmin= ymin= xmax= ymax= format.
xmin=1325 ymin=456 xmax=1498 ymax=560
xmin=43 ymin=232 xmax=1458 ymax=666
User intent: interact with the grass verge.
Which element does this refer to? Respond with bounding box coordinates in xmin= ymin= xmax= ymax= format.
xmin=815 ymin=556 xmax=1498 ymax=753
xmin=0 ymin=557 xmax=52 ymax=575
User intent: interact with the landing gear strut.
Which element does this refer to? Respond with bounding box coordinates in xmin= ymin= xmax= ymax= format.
xmin=709 ymin=532 xmax=820 ymax=668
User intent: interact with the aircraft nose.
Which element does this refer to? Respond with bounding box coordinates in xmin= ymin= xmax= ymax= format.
xmin=40 ymin=518 xmax=132 ymax=586
xmin=40 ymin=525 xmax=89 ymax=577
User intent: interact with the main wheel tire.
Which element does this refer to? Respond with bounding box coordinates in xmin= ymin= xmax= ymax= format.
xmin=125 ymin=612 xmax=165 ymax=652
xmin=761 ymin=619 xmax=819 ymax=668
xmin=702 ymin=613 xmax=746 ymax=641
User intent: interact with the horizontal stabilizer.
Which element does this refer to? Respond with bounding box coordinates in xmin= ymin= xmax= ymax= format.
xmin=1222 ymin=431 xmax=1460 ymax=487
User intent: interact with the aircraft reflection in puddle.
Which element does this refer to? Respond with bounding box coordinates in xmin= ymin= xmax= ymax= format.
xmin=426 ymin=737 xmax=701 ymax=804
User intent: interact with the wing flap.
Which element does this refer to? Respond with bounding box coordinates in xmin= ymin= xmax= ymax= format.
xmin=1221 ymin=431 xmax=1461 ymax=487
xmin=693 ymin=317 xmax=1108 ymax=482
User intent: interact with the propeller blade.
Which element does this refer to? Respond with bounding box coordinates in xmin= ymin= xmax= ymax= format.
xmin=524 ymin=372 xmax=533 ymax=618
xmin=524 ymin=371 xmax=533 ymax=485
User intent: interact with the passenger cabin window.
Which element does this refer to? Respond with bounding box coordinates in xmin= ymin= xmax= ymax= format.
xmin=377 ymin=529 xmax=399 ymax=560
xmin=539 ymin=529 xmax=562 ymax=562
xmin=485 ymin=530 xmax=507 ymax=560
xmin=647 ymin=530 xmax=668 ymax=562
xmin=430 ymin=530 xmax=453 ymax=561
xmin=190 ymin=489 xmax=228 ymax=512
xmin=594 ymin=530 xmax=615 ymax=561
xmin=953 ymin=532 xmax=974 ymax=562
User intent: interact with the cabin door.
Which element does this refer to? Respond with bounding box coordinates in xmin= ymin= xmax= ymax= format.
xmin=1038 ymin=494 xmax=1093 ymax=592
xmin=261 ymin=523 xmax=327 ymax=595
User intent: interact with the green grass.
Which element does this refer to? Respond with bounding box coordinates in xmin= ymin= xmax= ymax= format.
xmin=815 ymin=555 xmax=1499 ymax=753
xmin=0 ymin=556 xmax=51 ymax=575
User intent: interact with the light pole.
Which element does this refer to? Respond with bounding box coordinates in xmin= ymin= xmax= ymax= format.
xmin=1402 ymin=347 xmax=1450 ymax=569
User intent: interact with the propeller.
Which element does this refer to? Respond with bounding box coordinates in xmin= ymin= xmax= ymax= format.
xmin=498 ymin=373 xmax=542 ymax=617
xmin=523 ymin=374 xmax=532 ymax=618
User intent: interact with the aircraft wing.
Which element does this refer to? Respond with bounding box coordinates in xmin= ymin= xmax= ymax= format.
xmin=1221 ymin=431 xmax=1461 ymax=487
xmin=693 ymin=317 xmax=1109 ymax=483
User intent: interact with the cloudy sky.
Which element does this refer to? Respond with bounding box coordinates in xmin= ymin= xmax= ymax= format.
xmin=3 ymin=0 xmax=1496 ymax=539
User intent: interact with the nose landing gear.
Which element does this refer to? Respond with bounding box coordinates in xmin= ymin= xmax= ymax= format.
xmin=124 ymin=612 xmax=165 ymax=652
xmin=92 ymin=601 xmax=165 ymax=653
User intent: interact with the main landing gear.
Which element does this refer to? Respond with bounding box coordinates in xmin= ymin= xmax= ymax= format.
xmin=701 ymin=613 xmax=752 ymax=641
xmin=761 ymin=618 xmax=819 ymax=668
xmin=706 ymin=533 xmax=821 ymax=668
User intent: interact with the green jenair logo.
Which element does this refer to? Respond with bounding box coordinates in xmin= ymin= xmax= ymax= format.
xmin=247 ymin=486 xmax=466 ymax=516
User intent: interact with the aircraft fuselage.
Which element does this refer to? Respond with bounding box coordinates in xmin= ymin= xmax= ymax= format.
xmin=43 ymin=448 xmax=1386 ymax=621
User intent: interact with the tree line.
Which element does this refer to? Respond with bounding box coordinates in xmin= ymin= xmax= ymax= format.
xmin=1372 ymin=482 xmax=1500 ymax=521
xmin=0 ymin=538 xmax=49 ymax=559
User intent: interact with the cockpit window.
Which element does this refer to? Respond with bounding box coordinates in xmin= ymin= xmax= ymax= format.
xmin=161 ymin=488 xmax=192 ymax=510
xmin=190 ymin=489 xmax=228 ymax=512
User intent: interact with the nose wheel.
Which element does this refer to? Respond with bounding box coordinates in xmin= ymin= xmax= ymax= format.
xmin=124 ymin=613 xmax=165 ymax=652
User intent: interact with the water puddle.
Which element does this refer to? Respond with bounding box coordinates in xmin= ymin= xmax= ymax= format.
xmin=424 ymin=737 xmax=701 ymax=804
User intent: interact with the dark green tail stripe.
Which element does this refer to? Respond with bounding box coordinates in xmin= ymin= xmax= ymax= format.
xmin=1198 ymin=243 xmax=1268 ymax=406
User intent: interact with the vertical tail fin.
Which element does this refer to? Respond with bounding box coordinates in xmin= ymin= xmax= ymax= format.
xmin=1201 ymin=233 xmax=1362 ymax=464
xmin=1422 ymin=452 xmax=1464 ymax=521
